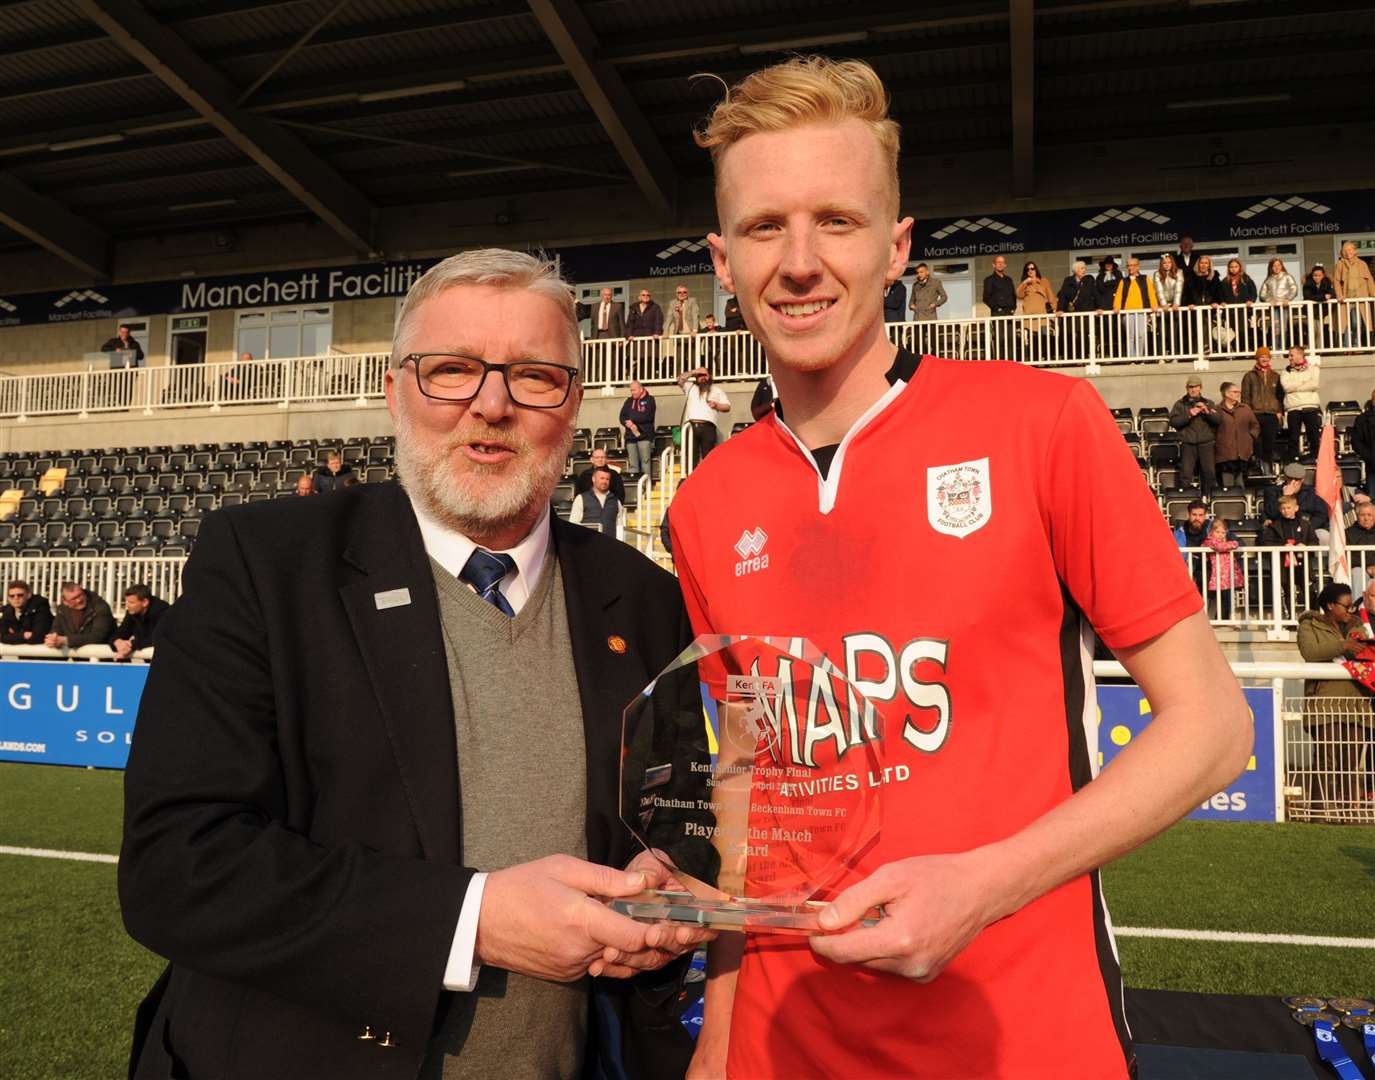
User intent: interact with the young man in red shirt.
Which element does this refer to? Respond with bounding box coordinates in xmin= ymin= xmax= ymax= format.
xmin=670 ymin=57 xmax=1253 ymax=1079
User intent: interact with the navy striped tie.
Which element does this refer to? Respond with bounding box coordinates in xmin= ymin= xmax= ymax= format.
xmin=460 ymin=550 xmax=516 ymax=617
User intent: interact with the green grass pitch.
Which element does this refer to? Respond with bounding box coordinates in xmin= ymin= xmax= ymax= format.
xmin=1 ymin=762 xmax=1372 ymax=1080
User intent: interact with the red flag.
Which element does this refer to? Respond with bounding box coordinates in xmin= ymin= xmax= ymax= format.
xmin=1315 ymin=423 xmax=1350 ymax=586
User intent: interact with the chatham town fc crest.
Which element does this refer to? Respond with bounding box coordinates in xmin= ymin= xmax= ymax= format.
xmin=927 ymin=457 xmax=992 ymax=538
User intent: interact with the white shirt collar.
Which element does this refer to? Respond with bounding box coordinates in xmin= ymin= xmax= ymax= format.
xmin=407 ymin=491 xmax=551 ymax=614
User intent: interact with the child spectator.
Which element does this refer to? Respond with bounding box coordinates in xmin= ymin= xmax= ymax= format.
xmin=1202 ymin=518 xmax=1241 ymax=619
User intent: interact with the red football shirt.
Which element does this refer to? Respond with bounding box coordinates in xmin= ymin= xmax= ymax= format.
xmin=669 ymin=354 xmax=1202 ymax=1080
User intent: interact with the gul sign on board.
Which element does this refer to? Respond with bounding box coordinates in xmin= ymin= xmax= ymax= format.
xmin=0 ymin=661 xmax=146 ymax=768
xmin=1097 ymin=685 xmax=1277 ymax=822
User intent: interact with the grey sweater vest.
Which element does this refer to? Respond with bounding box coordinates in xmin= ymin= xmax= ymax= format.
xmin=420 ymin=553 xmax=589 ymax=1080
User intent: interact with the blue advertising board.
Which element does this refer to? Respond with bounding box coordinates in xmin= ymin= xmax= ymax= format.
xmin=1097 ymin=685 xmax=1277 ymax=822
xmin=0 ymin=661 xmax=146 ymax=769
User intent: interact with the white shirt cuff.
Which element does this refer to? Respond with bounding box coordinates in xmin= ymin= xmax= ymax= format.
xmin=442 ymin=872 xmax=487 ymax=992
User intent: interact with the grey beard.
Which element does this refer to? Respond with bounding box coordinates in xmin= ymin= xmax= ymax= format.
xmin=393 ymin=400 xmax=572 ymax=540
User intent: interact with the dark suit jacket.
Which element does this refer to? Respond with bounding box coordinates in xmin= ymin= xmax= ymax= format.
xmin=121 ymin=481 xmax=695 ymax=1080
xmin=590 ymin=299 xmax=626 ymax=339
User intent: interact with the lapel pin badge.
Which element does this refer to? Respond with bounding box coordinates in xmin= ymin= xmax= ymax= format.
xmin=374 ymin=588 xmax=412 ymax=611
xmin=607 ymin=634 xmax=627 ymax=654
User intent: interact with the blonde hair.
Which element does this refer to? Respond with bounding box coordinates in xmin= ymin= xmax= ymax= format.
xmin=391 ymin=248 xmax=579 ymax=368
xmin=1278 ymin=495 xmax=1299 ymax=510
xmin=694 ymin=56 xmax=900 ymax=212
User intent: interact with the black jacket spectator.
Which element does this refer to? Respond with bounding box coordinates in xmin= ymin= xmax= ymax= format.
xmin=1303 ymin=273 xmax=1336 ymax=303
xmin=113 ymin=596 xmax=169 ymax=652
xmin=1216 ymin=275 xmax=1258 ymax=304
xmin=1057 ymin=274 xmax=1098 ymax=314
xmin=313 ymin=463 xmax=355 ymax=495
xmin=723 ymin=296 xmax=745 ymax=332
xmin=749 ymin=377 xmax=775 ymax=421
xmin=1184 ymin=271 xmax=1223 ymax=306
xmin=626 ymin=300 xmax=664 ymax=337
xmin=1094 ymin=269 xmax=1122 ymax=311
xmin=101 ymin=336 xmax=144 ymax=363
xmin=618 ymin=393 xmax=656 ymax=439
xmin=1348 ymin=522 xmax=1375 ymax=546
xmin=1261 ymin=515 xmax=1318 ymax=546
xmin=982 ymin=272 xmax=1016 ymax=316
xmin=1262 ymin=484 xmax=1329 ymax=531
xmin=884 ymin=280 xmax=907 ymax=322
xmin=1168 ymin=395 xmax=1220 ymax=445
xmin=52 ymin=592 xmax=116 ymax=648
xmin=1 ymin=594 xmax=53 ymax=645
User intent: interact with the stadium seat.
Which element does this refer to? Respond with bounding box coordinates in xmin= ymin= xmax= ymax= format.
xmin=1164 ymin=491 xmax=1202 ymax=521
xmin=1210 ymin=493 xmax=1248 ymax=522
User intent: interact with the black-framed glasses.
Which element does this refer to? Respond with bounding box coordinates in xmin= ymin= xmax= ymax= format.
xmin=402 ymin=353 xmax=579 ymax=408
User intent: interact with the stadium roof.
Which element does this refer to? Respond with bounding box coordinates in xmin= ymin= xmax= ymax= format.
xmin=1 ymin=0 xmax=1373 ymax=278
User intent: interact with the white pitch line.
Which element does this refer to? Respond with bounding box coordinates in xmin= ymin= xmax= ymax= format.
xmin=0 ymin=845 xmax=118 ymax=864
xmin=1116 ymin=926 xmax=1375 ymax=949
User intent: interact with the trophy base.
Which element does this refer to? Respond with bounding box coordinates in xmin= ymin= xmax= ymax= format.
xmin=608 ymin=890 xmax=881 ymax=934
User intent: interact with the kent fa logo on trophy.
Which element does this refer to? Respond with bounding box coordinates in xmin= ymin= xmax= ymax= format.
xmin=928 ymin=457 xmax=992 ymax=538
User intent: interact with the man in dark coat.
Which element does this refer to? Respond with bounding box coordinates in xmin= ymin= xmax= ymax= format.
xmin=1262 ymin=463 xmax=1330 ymax=535
xmin=111 ymin=584 xmax=169 ymax=659
xmin=1168 ymin=375 xmax=1220 ymax=495
xmin=883 ymin=279 xmax=907 ymax=322
xmin=43 ymin=582 xmax=114 ymax=648
xmin=981 ymin=255 xmax=1016 ymax=316
xmin=1 ymin=580 xmax=53 ymax=645
xmin=118 ymin=250 xmax=706 ymax=1080
xmin=313 ymin=450 xmax=356 ymax=495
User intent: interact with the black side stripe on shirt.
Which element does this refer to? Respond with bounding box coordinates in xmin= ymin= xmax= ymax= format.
xmin=1058 ymin=585 xmax=1136 ymax=1078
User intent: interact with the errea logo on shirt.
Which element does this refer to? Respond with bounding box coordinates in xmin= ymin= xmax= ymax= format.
xmin=733 ymin=527 xmax=769 ymax=577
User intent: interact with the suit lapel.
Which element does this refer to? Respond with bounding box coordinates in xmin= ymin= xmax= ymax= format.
xmin=553 ymin=517 xmax=631 ymax=863
xmin=338 ymin=484 xmax=460 ymax=864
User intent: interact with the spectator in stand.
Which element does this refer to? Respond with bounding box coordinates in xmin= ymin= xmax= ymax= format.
xmin=664 ymin=284 xmax=699 ymax=341
xmin=1015 ymin=261 xmax=1055 ymax=358
xmin=1153 ymin=253 xmax=1185 ymax=356
xmin=1214 ymin=381 xmax=1260 ymax=488
xmin=224 ymin=351 xmax=266 ymax=401
xmin=1259 ymin=257 xmax=1298 ymax=343
xmin=568 ymin=465 xmax=625 ymax=540
xmin=313 ymin=450 xmax=355 ymax=495
xmin=1348 ymin=501 xmax=1375 ymax=546
xmin=1353 ymin=388 xmax=1375 ymax=499
xmin=1218 ymin=259 xmax=1258 ymax=305
xmin=1296 ymin=582 xmax=1374 ymax=820
xmin=1212 ymin=259 xmax=1257 ymax=354
xmin=883 ymin=278 xmax=907 ymax=322
xmin=1280 ymin=344 xmax=1322 ymax=461
xmin=1357 ymin=571 xmax=1375 ymax=635
xmin=1184 ymin=254 xmax=1222 ymax=307
xmin=1241 ymin=346 xmax=1284 ymax=466
xmin=1263 ymin=494 xmax=1318 ymax=621
xmin=1334 ymin=241 xmax=1375 ymax=347
xmin=909 ymin=263 xmax=947 ymax=321
xmin=1056 ymin=260 xmax=1097 ymax=316
xmin=294 ymin=475 xmax=316 ymax=497
xmin=1 ymin=580 xmax=53 ymax=645
xmin=677 ymin=365 xmax=730 ymax=466
xmin=1304 ymin=264 xmax=1336 ymax=303
xmin=100 ymin=323 xmax=145 ymax=366
xmin=1170 ymin=374 xmax=1219 ymax=494
xmin=1113 ymin=257 xmax=1159 ymax=358
xmin=722 ymin=294 xmax=745 ymax=331
xmin=43 ymin=582 xmax=115 ymax=649
xmin=573 ymin=446 xmax=626 ymax=502
xmin=626 ymin=288 xmax=663 ymax=339
xmin=589 ymin=287 xmax=625 ymax=340
xmin=112 ymin=584 xmax=169 ymax=659
xmin=1264 ymin=462 xmax=1330 ymax=531
xmin=340 ymin=473 xmax=360 ymax=489
xmin=1176 ymin=234 xmax=1200 ymax=276
xmin=982 ymin=255 xmax=1016 ymax=317
xmin=1094 ymin=256 xmax=1122 ymax=356
xmin=1202 ymin=518 xmax=1242 ymax=619
xmin=749 ymin=374 xmax=776 ymax=421
xmin=1174 ymin=500 xmax=1210 ymax=592
xmin=626 ymin=287 xmax=664 ymax=377
xmin=619 ymin=380 xmax=656 ymax=479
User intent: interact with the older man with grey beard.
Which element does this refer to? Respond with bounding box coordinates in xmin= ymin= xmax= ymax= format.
xmin=119 ymin=249 xmax=709 ymax=1080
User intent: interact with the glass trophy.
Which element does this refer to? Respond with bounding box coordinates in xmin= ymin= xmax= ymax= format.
xmin=612 ymin=635 xmax=885 ymax=934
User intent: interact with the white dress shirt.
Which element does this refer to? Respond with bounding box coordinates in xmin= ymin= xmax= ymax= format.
xmin=407 ymin=492 xmax=552 ymax=992
xmin=598 ymin=301 xmax=610 ymax=331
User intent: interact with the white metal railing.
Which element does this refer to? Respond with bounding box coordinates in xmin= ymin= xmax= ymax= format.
xmin=1182 ymin=544 xmax=1374 ymax=638
xmin=0 ymin=643 xmax=152 ymax=662
xmin=4 ymin=299 xmax=1372 ymax=420
xmin=0 ymin=557 xmax=184 ymax=609
xmin=1281 ymin=697 xmax=1374 ymax=825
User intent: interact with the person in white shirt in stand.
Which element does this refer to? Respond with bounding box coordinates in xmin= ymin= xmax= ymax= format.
xmin=569 ymin=465 xmax=626 ymax=540
xmin=677 ymin=365 xmax=731 ymax=466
